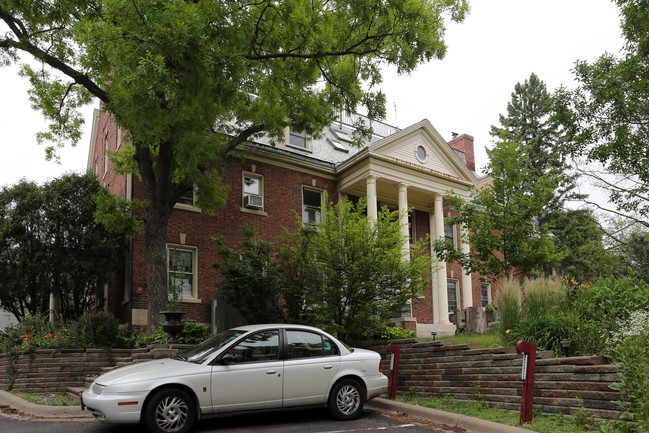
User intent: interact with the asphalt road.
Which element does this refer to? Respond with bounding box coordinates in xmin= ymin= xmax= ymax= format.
xmin=0 ymin=407 xmax=452 ymax=433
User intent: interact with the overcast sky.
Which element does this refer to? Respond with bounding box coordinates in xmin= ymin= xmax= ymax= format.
xmin=0 ymin=0 xmax=624 ymax=189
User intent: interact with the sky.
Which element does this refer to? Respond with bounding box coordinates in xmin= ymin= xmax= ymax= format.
xmin=0 ymin=0 xmax=624 ymax=189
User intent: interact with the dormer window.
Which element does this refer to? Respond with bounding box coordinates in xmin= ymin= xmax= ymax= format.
xmin=285 ymin=127 xmax=312 ymax=151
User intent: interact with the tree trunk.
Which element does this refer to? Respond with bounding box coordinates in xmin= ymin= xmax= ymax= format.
xmin=145 ymin=209 xmax=171 ymax=334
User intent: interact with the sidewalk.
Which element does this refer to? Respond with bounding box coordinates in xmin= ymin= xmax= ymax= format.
xmin=0 ymin=390 xmax=531 ymax=432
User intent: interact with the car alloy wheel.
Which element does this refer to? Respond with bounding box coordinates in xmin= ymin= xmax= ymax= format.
xmin=145 ymin=388 xmax=195 ymax=433
xmin=328 ymin=378 xmax=364 ymax=420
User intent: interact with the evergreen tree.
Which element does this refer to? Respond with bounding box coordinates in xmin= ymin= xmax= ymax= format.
xmin=491 ymin=73 xmax=581 ymax=223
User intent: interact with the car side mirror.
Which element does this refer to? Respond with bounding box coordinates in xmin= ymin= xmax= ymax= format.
xmin=219 ymin=353 xmax=237 ymax=364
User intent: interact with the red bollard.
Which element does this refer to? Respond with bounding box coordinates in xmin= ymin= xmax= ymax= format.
xmin=516 ymin=340 xmax=537 ymax=424
xmin=386 ymin=343 xmax=401 ymax=399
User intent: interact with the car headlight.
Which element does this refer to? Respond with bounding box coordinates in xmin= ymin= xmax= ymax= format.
xmin=92 ymin=383 xmax=107 ymax=395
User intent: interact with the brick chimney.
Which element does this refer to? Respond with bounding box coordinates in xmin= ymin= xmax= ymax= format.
xmin=448 ymin=133 xmax=475 ymax=172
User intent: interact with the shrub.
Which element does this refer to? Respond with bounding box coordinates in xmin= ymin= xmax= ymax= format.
xmin=377 ymin=326 xmax=417 ymax=340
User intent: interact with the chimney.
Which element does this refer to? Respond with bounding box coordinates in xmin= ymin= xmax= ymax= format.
xmin=448 ymin=133 xmax=475 ymax=172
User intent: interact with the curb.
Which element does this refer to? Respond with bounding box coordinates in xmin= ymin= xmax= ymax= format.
xmin=0 ymin=390 xmax=92 ymax=420
xmin=366 ymin=397 xmax=531 ymax=433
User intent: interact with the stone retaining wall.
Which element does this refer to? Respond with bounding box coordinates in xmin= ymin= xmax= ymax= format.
xmin=0 ymin=341 xmax=627 ymax=421
xmin=364 ymin=339 xmax=624 ymax=420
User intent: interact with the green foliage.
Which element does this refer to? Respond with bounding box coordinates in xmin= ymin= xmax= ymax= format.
xmin=433 ymin=140 xmax=562 ymax=282
xmin=618 ymin=230 xmax=649 ymax=285
xmin=0 ymin=174 xmax=122 ymax=322
xmin=0 ymin=312 xmax=136 ymax=353
xmin=553 ymin=1 xmax=649 ymax=220
xmin=0 ymin=0 xmax=470 ymax=331
xmin=214 ymin=224 xmax=282 ymax=324
xmin=546 ymin=209 xmax=617 ymax=281
xmin=377 ymin=327 xmax=417 ymax=340
xmin=138 ymin=322 xmax=211 ymax=346
xmin=491 ymin=73 xmax=580 ymax=222
xmin=277 ymin=198 xmax=431 ymax=341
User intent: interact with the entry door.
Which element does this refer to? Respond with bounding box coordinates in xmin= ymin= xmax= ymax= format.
xmin=211 ymin=330 xmax=283 ymax=412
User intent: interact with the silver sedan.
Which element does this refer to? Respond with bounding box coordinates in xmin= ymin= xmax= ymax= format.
xmin=81 ymin=324 xmax=388 ymax=433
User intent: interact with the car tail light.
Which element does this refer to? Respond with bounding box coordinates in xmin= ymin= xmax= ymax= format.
xmin=379 ymin=360 xmax=383 ymax=373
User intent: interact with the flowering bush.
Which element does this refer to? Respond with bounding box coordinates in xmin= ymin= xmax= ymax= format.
xmin=0 ymin=312 xmax=136 ymax=353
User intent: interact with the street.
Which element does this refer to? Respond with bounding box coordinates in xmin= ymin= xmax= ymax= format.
xmin=0 ymin=407 xmax=453 ymax=433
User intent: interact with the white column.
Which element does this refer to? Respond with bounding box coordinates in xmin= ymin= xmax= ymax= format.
xmin=398 ymin=183 xmax=410 ymax=260
xmin=366 ymin=175 xmax=378 ymax=225
xmin=460 ymin=224 xmax=473 ymax=308
xmin=434 ymin=194 xmax=450 ymax=324
xmin=429 ymin=212 xmax=439 ymax=324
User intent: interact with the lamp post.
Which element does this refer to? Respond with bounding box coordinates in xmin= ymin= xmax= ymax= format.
xmin=561 ymin=338 xmax=572 ymax=357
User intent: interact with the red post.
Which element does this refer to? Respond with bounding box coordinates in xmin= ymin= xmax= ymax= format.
xmin=386 ymin=343 xmax=401 ymax=399
xmin=516 ymin=340 xmax=536 ymax=424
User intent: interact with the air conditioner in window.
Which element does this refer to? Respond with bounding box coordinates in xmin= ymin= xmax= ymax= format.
xmin=244 ymin=194 xmax=263 ymax=209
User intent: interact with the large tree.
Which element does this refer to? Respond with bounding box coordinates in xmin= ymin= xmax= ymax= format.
xmin=491 ymin=73 xmax=580 ymax=224
xmin=0 ymin=0 xmax=469 ymax=331
xmin=0 ymin=173 xmax=121 ymax=321
xmin=433 ymin=140 xmax=562 ymax=281
xmin=553 ymin=0 xmax=649 ymax=224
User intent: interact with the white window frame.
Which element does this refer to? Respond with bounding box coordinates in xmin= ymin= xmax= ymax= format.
xmin=166 ymin=245 xmax=199 ymax=300
xmin=481 ymin=283 xmax=492 ymax=307
xmin=285 ymin=127 xmax=312 ymax=151
xmin=444 ymin=222 xmax=456 ymax=246
xmin=241 ymin=172 xmax=265 ymax=213
xmin=175 ymin=185 xmax=202 ymax=213
xmin=447 ymin=278 xmax=460 ymax=313
xmin=302 ymin=187 xmax=323 ymax=224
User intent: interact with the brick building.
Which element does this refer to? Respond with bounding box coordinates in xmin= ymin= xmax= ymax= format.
xmin=88 ymin=111 xmax=494 ymax=337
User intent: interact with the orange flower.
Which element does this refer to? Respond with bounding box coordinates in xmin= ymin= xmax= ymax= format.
xmin=506 ymin=329 xmax=512 ymax=334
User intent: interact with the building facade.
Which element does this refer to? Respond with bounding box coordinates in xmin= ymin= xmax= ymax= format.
xmin=88 ymin=110 xmax=495 ymax=337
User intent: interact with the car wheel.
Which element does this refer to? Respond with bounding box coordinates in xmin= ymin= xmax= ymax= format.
xmin=144 ymin=388 xmax=196 ymax=433
xmin=328 ymin=378 xmax=365 ymax=420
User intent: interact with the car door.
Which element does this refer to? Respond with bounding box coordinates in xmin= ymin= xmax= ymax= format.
xmin=282 ymin=329 xmax=341 ymax=407
xmin=210 ymin=329 xmax=283 ymax=412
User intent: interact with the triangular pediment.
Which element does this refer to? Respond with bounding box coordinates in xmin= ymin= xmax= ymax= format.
xmin=369 ymin=119 xmax=476 ymax=183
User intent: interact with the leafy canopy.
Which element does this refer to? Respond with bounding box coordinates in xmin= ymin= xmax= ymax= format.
xmin=553 ymin=0 xmax=649 ymax=221
xmin=0 ymin=173 xmax=122 ymax=322
xmin=433 ymin=140 xmax=562 ymax=281
xmin=0 ymin=0 xmax=468 ymax=330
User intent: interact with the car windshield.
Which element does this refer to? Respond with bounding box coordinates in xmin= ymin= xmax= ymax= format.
xmin=179 ymin=329 xmax=246 ymax=364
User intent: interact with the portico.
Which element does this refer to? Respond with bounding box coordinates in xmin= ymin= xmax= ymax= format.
xmin=336 ymin=120 xmax=479 ymax=336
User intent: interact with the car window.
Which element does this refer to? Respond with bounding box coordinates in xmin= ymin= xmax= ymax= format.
xmin=286 ymin=330 xmax=339 ymax=359
xmin=224 ymin=330 xmax=279 ymax=363
xmin=181 ymin=329 xmax=245 ymax=363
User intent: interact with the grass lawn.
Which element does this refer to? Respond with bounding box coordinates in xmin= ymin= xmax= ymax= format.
xmin=434 ymin=331 xmax=504 ymax=348
xmin=10 ymin=391 xmax=78 ymax=406
xmin=397 ymin=394 xmax=612 ymax=433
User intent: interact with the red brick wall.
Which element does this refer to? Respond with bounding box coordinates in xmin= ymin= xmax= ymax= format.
xmin=129 ymin=157 xmax=338 ymax=325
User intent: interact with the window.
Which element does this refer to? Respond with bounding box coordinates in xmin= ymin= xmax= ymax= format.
xmin=408 ymin=211 xmax=414 ymax=243
xmin=242 ymin=172 xmax=264 ymax=210
xmin=416 ymin=145 xmax=427 ymax=163
xmin=447 ymin=279 xmax=460 ymax=313
xmin=302 ymin=188 xmax=323 ymax=224
xmin=286 ymin=127 xmax=312 ymax=151
xmin=224 ymin=330 xmax=279 ymax=363
xmin=177 ymin=187 xmax=197 ymax=206
xmin=286 ymin=330 xmax=338 ymax=359
xmin=167 ymin=246 xmax=196 ymax=298
xmin=444 ymin=222 xmax=456 ymax=246
xmin=481 ymin=283 xmax=492 ymax=307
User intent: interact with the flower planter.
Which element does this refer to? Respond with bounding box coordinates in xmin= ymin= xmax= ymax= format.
xmin=161 ymin=311 xmax=185 ymax=343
